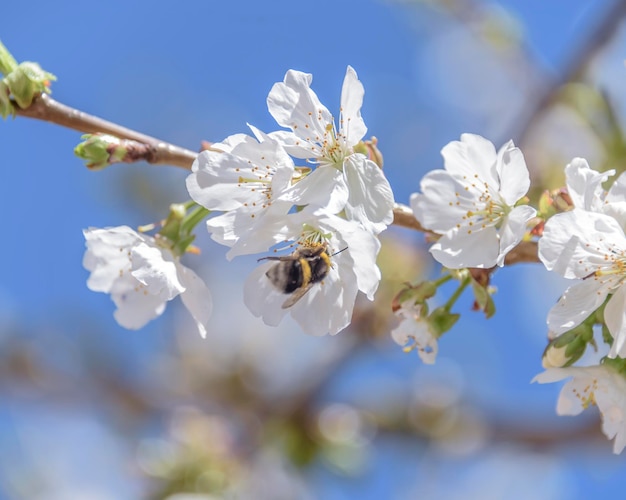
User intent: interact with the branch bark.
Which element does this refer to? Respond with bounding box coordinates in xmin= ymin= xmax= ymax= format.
xmin=14 ymin=94 xmax=197 ymax=169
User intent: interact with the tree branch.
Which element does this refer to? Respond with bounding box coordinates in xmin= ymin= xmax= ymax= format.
xmin=13 ymin=94 xmax=197 ymax=169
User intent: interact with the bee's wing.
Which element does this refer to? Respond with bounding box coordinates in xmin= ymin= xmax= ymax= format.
xmin=281 ymin=282 xmax=314 ymax=309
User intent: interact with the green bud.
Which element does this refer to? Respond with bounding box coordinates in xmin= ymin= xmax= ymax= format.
xmin=0 ymin=40 xmax=18 ymax=76
xmin=74 ymin=134 xmax=127 ymax=170
xmin=0 ymin=80 xmax=14 ymax=119
xmin=354 ymin=137 xmax=384 ymax=168
xmin=428 ymin=306 xmax=460 ymax=337
xmin=4 ymin=61 xmax=56 ymax=108
xmin=542 ymin=322 xmax=593 ymax=368
xmin=158 ymin=202 xmax=210 ymax=257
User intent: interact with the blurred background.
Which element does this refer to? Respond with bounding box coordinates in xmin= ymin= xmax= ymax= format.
xmin=2 ymin=0 xmax=626 ymax=498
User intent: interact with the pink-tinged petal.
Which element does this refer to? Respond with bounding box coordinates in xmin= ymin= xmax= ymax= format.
xmin=441 ymin=133 xmax=498 ymax=182
xmin=496 ymin=205 xmax=537 ymax=266
xmin=605 ymin=286 xmax=626 ymax=358
xmin=178 ymin=265 xmax=212 ymax=339
xmin=565 ymin=158 xmax=613 ymax=211
xmin=340 ymin=66 xmax=367 ymax=145
xmin=496 ymin=142 xmax=531 ymax=204
xmin=342 ymin=156 xmax=394 ymax=234
xmin=547 ymin=279 xmax=610 ymax=335
xmin=430 ymin=226 xmax=499 ymax=269
xmin=112 ymin=288 xmax=167 ymax=330
xmin=130 ymin=243 xmax=184 ymax=301
xmin=411 ymin=170 xmax=471 ymax=232
xmin=267 ymin=70 xmax=331 ymax=142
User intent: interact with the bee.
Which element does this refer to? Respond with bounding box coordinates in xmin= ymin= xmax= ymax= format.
xmin=258 ymin=243 xmax=346 ymax=309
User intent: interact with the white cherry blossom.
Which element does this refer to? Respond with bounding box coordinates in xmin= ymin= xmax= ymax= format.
xmin=265 ymin=66 xmax=394 ymax=234
xmin=391 ymin=302 xmax=438 ymax=364
xmin=186 ymin=131 xmax=295 ymax=252
xmin=538 ymin=209 xmax=626 ymax=358
xmin=564 ymin=157 xmax=626 ymax=227
xmin=243 ymin=209 xmax=381 ymax=336
xmin=83 ymin=226 xmax=211 ymax=337
xmin=533 ymin=365 xmax=626 ymax=454
xmin=411 ymin=133 xmax=536 ymax=268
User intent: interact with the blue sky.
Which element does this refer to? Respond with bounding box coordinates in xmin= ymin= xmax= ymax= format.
xmin=2 ymin=0 xmax=626 ymax=498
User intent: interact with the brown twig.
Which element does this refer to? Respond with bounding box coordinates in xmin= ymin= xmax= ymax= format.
xmin=13 ymin=94 xmax=197 ymax=169
xmin=12 ymin=94 xmax=541 ymax=264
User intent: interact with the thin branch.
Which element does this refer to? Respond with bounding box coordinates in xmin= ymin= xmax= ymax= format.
xmin=13 ymin=94 xmax=197 ymax=169
xmin=12 ymin=94 xmax=540 ymax=264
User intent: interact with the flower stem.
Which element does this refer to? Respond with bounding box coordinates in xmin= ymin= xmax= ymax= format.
xmin=443 ymin=276 xmax=471 ymax=312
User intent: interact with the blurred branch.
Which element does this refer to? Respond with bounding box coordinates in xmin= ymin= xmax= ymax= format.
xmin=513 ymin=0 xmax=626 ymax=144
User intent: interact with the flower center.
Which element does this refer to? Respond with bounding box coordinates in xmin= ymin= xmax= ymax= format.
xmin=593 ymin=246 xmax=626 ymax=288
xmin=318 ymin=122 xmax=350 ymax=169
xmin=454 ymin=176 xmax=509 ymax=233
xmin=570 ymin=378 xmax=598 ymax=410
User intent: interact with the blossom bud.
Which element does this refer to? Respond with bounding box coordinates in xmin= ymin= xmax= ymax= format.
xmin=541 ymin=323 xmax=592 ymax=368
xmin=0 ymin=40 xmax=18 ymax=76
xmin=4 ymin=61 xmax=56 ymax=108
xmin=354 ymin=136 xmax=384 ymax=168
xmin=0 ymin=80 xmax=13 ymax=119
xmin=74 ymin=134 xmax=127 ymax=170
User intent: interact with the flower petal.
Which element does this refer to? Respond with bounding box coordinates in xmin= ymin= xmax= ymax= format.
xmin=340 ymin=66 xmax=367 ymax=145
xmin=605 ymin=286 xmax=626 ymax=358
xmin=565 ymin=157 xmax=613 ymax=211
xmin=496 ymin=142 xmax=531 ymax=205
xmin=279 ymin=165 xmax=349 ymax=214
xmin=267 ymin=69 xmax=331 ymax=143
xmin=131 ymin=243 xmax=185 ymax=301
xmin=430 ymin=226 xmax=499 ymax=269
xmin=496 ymin=205 xmax=537 ymax=266
xmin=441 ymin=133 xmax=498 ymax=182
xmin=410 ymin=170 xmax=472 ymax=232
xmin=178 ymin=264 xmax=212 ymax=338
xmin=539 ymin=210 xmax=626 ymax=279
xmin=342 ymin=155 xmax=394 ymax=234
xmin=547 ymin=278 xmax=610 ymax=335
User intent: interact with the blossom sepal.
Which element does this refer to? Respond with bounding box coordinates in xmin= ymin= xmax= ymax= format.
xmin=428 ymin=306 xmax=460 ymax=338
xmin=391 ymin=281 xmax=437 ymax=313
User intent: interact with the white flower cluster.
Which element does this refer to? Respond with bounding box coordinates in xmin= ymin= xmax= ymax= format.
xmin=83 ymin=67 xmax=394 ymax=337
xmin=533 ymin=158 xmax=626 ymax=453
xmin=80 ymin=67 xmax=626 ymax=452
xmin=409 ymin=143 xmax=626 ymax=453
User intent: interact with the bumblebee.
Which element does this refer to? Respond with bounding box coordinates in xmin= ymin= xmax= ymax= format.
xmin=259 ymin=243 xmax=344 ymax=309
